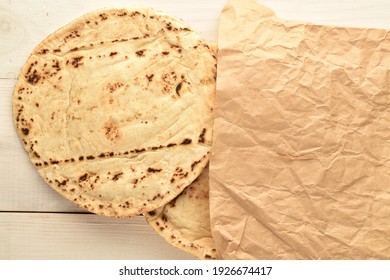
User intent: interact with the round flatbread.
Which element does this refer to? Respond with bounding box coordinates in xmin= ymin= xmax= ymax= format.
xmin=145 ymin=167 xmax=218 ymax=259
xmin=13 ymin=7 xmax=216 ymax=217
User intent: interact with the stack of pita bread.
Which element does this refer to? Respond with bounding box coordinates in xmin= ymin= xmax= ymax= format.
xmin=13 ymin=7 xmax=218 ymax=259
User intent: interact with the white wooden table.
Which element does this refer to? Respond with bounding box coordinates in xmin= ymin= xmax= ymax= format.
xmin=1 ymin=0 xmax=390 ymax=260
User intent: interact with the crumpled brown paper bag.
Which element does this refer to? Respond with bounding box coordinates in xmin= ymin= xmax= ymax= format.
xmin=210 ymin=0 xmax=390 ymax=259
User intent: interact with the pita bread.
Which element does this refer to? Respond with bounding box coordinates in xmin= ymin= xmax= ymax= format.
xmin=13 ymin=7 xmax=216 ymax=217
xmin=145 ymin=167 xmax=218 ymax=259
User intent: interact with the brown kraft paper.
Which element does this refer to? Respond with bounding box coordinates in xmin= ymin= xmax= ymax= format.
xmin=210 ymin=0 xmax=390 ymax=259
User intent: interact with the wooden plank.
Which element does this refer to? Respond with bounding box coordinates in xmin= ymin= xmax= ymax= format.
xmin=262 ymin=0 xmax=390 ymax=28
xmin=0 ymin=213 xmax=195 ymax=260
